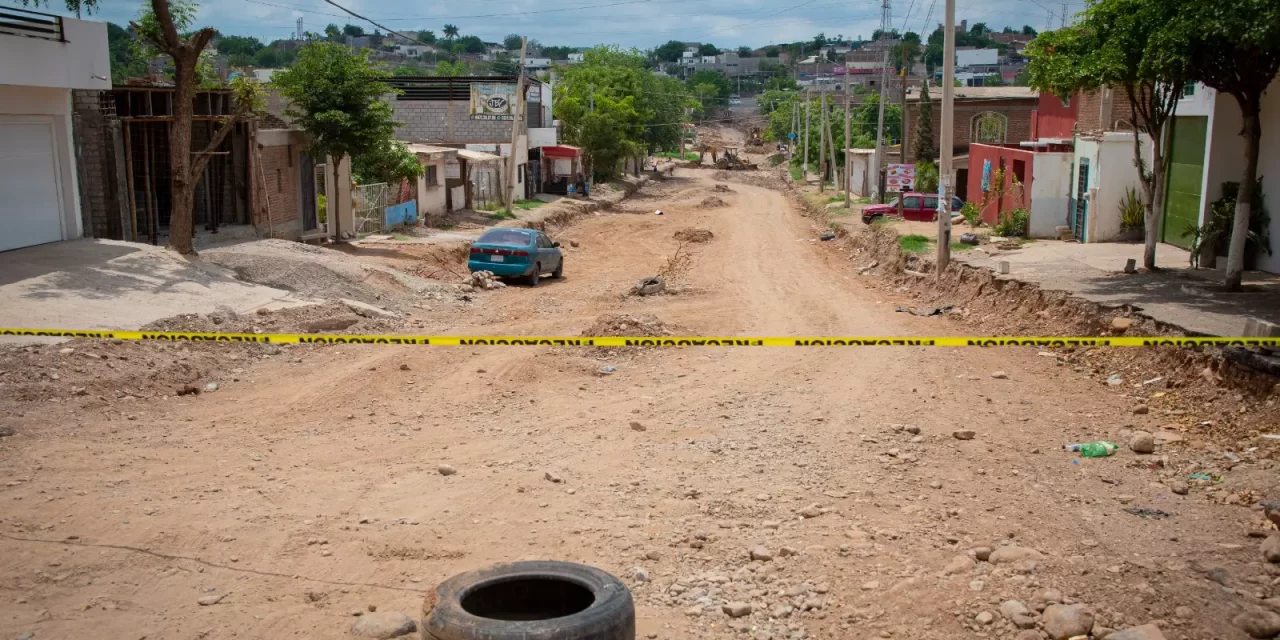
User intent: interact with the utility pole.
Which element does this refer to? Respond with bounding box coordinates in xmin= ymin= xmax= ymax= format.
xmin=843 ymin=61 xmax=852 ymax=207
xmin=791 ymin=100 xmax=798 ymax=162
xmin=503 ymin=37 xmax=528 ymax=211
xmin=588 ymin=82 xmax=594 ymax=112
xmin=803 ymin=90 xmax=811 ymax=180
xmin=818 ymin=86 xmax=827 ymax=192
xmin=937 ymin=0 xmax=955 ymax=276
xmin=899 ymin=47 xmax=908 ymax=164
xmin=1060 ymin=2 xmax=1068 ymax=27
xmin=872 ymin=0 xmax=892 ymax=203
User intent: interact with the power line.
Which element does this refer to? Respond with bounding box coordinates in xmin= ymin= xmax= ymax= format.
xmin=320 ymin=0 xmax=419 ymax=44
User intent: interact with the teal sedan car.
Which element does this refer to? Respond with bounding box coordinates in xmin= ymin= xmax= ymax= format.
xmin=467 ymin=228 xmax=564 ymax=286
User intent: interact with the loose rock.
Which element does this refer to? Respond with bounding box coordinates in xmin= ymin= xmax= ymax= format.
xmin=723 ymin=602 xmax=752 ymax=618
xmin=630 ymin=421 xmax=646 ymax=432
xmin=750 ymin=546 xmax=774 ymax=561
xmin=988 ymin=546 xmax=1043 ymax=564
xmin=437 ymin=464 xmax=457 ymax=476
xmin=1129 ymin=431 xmax=1155 ymax=454
xmin=1170 ymin=481 xmax=1190 ymax=496
xmin=1108 ymin=624 xmax=1168 ymax=640
xmin=991 ymin=371 xmax=1009 ymax=379
xmin=631 ymin=567 xmax=650 ymax=583
xmin=197 ymin=593 xmax=226 ymax=606
xmin=953 ymin=429 xmax=976 ymax=441
xmin=1043 ymin=604 xmax=1095 ymax=640
xmin=350 ymin=611 xmax=417 ymax=639
xmin=0 ymin=426 xmax=14 ymax=437
xmin=940 ymin=555 xmax=974 ymax=576
xmin=545 ymin=472 xmax=563 ymax=484
xmin=1263 ymin=534 xmax=1280 ymax=563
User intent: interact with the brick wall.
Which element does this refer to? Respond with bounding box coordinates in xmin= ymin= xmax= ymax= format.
xmin=392 ymin=99 xmax=518 ymax=143
xmin=256 ymin=145 xmax=299 ymax=228
xmin=72 ymin=89 xmax=119 ymax=239
xmin=903 ymin=97 xmax=1037 ymax=163
xmin=1075 ymin=88 xmax=1136 ymax=133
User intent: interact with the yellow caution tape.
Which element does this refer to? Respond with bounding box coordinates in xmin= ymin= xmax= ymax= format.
xmin=1 ymin=328 xmax=1276 ymax=348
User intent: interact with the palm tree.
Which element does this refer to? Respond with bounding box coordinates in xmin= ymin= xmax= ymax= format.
xmin=443 ymin=24 xmax=459 ymax=41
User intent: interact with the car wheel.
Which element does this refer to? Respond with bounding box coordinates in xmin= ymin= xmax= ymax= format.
xmin=552 ymin=258 xmax=563 ymax=279
xmin=422 ymin=561 xmax=635 ymax=640
xmin=527 ymin=263 xmax=540 ymax=287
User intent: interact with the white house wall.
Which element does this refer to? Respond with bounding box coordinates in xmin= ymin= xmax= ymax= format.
xmin=1201 ymin=90 xmax=1247 ymax=222
xmin=1256 ymin=87 xmax=1280 ymax=274
xmin=1028 ymin=152 xmax=1072 ymax=238
xmin=1073 ymin=132 xmax=1150 ymax=243
xmin=0 ymin=86 xmax=82 ymax=244
xmin=0 ymin=18 xmax=110 ymax=91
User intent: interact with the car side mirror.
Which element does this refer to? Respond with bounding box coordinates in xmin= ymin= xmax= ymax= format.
xmin=552 ymin=242 xmax=561 ymax=248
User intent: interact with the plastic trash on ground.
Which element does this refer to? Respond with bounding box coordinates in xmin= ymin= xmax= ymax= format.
xmin=1064 ymin=441 xmax=1118 ymax=457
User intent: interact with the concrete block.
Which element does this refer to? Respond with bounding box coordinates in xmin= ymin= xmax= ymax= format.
xmin=1244 ymin=318 xmax=1280 ymax=337
xmin=1123 ymin=258 xmax=1137 ymax=274
xmin=997 ymin=261 xmax=1010 ymax=275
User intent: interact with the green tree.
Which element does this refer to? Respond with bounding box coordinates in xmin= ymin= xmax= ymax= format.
xmin=697 ymin=43 xmax=720 ymax=56
xmin=1027 ymin=0 xmax=1193 ymax=271
xmin=653 ymin=40 xmax=686 ymax=63
xmin=324 ymin=23 xmax=341 ymax=40
xmin=417 ymin=30 xmax=436 ymax=45
xmin=216 ymin=34 xmax=262 ymax=57
xmin=392 ymin=64 xmax=420 ymax=76
xmin=1021 ymin=25 xmax=1038 ymax=36
xmin=686 ymin=69 xmax=732 ymax=107
xmin=912 ymin=80 xmax=936 ymax=163
xmin=352 ymin=139 xmax=423 ymax=185
xmin=1171 ymin=0 xmax=1280 ymax=289
xmin=456 ymin=35 xmax=486 ymax=54
xmin=434 ymin=59 xmax=467 ymax=76
xmin=736 ymin=46 xmax=753 ymax=58
xmin=342 ymin=23 xmax=364 ymax=37
xmin=541 ymin=45 xmax=577 ymax=60
xmin=272 ymin=42 xmax=398 ymax=241
xmin=812 ymin=33 xmax=827 ymax=50
xmin=969 ymin=22 xmax=989 ymax=35
xmin=764 ymin=74 xmax=798 ymax=91
xmin=443 ymin=24 xmax=459 ymax=41
xmin=554 ymin=46 xmax=693 ymax=180
xmin=252 ymin=47 xmax=279 ymax=67
xmin=764 ymin=45 xmax=780 ymax=58
xmin=107 ymin=22 xmax=148 ymax=82
xmin=503 ymin=34 xmax=524 ymax=50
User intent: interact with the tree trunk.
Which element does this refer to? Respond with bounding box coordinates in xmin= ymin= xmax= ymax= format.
xmin=1224 ymin=107 xmax=1261 ymax=291
xmin=1144 ymin=130 xmax=1166 ymax=271
xmin=167 ymin=52 xmax=198 ymax=255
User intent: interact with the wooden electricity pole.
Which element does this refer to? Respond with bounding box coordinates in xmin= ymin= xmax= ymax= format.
xmin=843 ymin=65 xmax=852 ymax=208
xmin=818 ymin=86 xmax=827 ymax=192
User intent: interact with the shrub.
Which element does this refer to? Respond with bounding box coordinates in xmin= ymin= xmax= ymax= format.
xmin=960 ymin=201 xmax=981 ymax=227
xmin=914 ymin=161 xmax=939 ymax=194
xmin=1119 ymin=186 xmax=1144 ymax=233
xmin=994 ymin=207 xmax=1029 ymax=238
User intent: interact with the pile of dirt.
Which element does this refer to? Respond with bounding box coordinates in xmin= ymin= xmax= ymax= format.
xmin=673 ymin=228 xmax=715 ymax=243
xmin=581 ymin=313 xmax=676 ymax=337
xmin=713 ymin=184 xmax=733 ymax=193
xmin=203 ymin=240 xmax=458 ymax=311
xmin=144 ymin=301 xmax=406 ymax=336
xmin=465 ymin=270 xmax=507 ymax=291
xmin=712 ymin=170 xmax=784 ymax=191
xmin=699 ymin=196 xmax=727 ymax=208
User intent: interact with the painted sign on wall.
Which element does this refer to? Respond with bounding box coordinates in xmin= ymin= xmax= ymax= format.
xmin=886 ymin=164 xmax=916 ymax=191
xmin=470 ymin=83 xmax=516 ymax=121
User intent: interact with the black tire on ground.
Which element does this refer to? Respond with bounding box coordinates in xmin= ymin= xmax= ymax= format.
xmin=527 ymin=264 xmax=540 ymax=287
xmin=552 ymin=258 xmax=563 ymax=279
xmin=421 ymin=561 xmax=635 ymax=640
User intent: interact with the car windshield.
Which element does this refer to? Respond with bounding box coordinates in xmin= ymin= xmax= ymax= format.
xmin=477 ymin=230 xmax=532 ymax=246
xmin=885 ymin=197 xmax=900 ymax=207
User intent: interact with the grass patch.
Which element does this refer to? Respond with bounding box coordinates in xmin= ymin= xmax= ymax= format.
xmin=826 ymin=194 xmax=847 ymax=204
xmin=871 ymin=216 xmax=898 ymax=226
xmin=488 ymin=209 xmax=517 ymax=220
xmin=658 ymin=151 xmax=699 ymax=162
xmin=899 ymin=234 xmax=931 ymax=253
xmin=789 ymin=163 xmax=804 ymax=182
xmin=950 ymin=241 xmax=975 ymax=252
xmin=393 ymin=233 xmax=411 ymax=241
xmin=513 ymin=199 xmax=545 ymax=210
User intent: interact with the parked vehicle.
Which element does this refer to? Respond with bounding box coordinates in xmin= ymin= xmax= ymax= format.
xmin=467 ymin=228 xmax=563 ymax=286
xmin=861 ymin=193 xmax=965 ymax=225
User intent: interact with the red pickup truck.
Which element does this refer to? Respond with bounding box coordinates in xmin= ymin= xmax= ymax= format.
xmin=861 ymin=193 xmax=964 ymax=225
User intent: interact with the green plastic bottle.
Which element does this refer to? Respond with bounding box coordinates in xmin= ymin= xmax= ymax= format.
xmin=1065 ymin=441 xmax=1118 ymax=457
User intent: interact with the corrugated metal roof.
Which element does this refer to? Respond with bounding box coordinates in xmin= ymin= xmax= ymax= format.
xmin=906 ymin=86 xmax=1036 ymax=101
xmin=456 ymin=149 xmax=502 ymax=162
xmin=405 ymin=144 xmax=457 ymax=156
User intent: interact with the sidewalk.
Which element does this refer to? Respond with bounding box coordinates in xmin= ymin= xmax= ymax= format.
xmin=955 ymin=239 xmax=1280 ymax=337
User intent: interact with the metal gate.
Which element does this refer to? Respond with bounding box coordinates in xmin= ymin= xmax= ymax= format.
xmin=353 ymin=182 xmax=389 ymax=235
xmin=1071 ymin=158 xmax=1089 ymax=242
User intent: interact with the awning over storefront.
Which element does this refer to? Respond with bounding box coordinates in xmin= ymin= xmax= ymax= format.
xmin=540 ymin=145 xmax=582 ymax=159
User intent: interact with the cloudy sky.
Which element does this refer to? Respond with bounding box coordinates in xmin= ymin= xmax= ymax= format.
xmin=41 ymin=0 xmax=1083 ymax=49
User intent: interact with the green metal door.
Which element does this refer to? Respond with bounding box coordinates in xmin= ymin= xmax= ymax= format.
xmin=1161 ymin=116 xmax=1207 ymax=249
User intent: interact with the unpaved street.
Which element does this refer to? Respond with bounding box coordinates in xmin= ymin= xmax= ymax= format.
xmin=2 ymin=170 xmax=1277 ymax=640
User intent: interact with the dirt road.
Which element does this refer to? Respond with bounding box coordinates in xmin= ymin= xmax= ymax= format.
xmin=2 ymin=171 xmax=1274 ymax=640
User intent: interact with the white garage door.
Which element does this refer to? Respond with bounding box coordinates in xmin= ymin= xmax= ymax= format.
xmin=0 ymin=119 xmax=64 ymax=252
